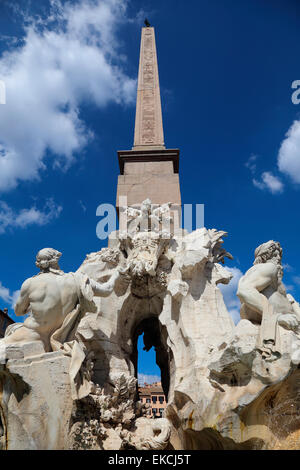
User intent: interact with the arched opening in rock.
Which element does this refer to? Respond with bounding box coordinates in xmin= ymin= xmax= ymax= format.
xmin=131 ymin=317 xmax=170 ymax=415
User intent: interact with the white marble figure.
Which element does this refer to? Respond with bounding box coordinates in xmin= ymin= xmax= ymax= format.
xmin=0 ymin=248 xmax=122 ymax=398
xmin=121 ymin=199 xmax=172 ymax=237
xmin=237 ymin=240 xmax=300 ymax=359
xmin=118 ymin=199 xmax=173 ymax=278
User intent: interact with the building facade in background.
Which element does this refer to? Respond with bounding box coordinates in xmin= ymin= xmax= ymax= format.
xmin=138 ymin=381 xmax=167 ymax=419
xmin=0 ymin=309 xmax=14 ymax=338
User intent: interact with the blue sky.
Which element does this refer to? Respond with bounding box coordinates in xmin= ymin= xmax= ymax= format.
xmin=0 ymin=0 xmax=300 ymax=383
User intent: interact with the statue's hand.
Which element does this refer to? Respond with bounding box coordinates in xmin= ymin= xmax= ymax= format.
xmin=118 ymin=264 xmax=131 ymax=279
xmin=116 ymin=265 xmax=131 ymax=291
xmin=118 ymin=265 xmax=129 ymax=275
xmin=278 ymin=313 xmax=299 ymax=330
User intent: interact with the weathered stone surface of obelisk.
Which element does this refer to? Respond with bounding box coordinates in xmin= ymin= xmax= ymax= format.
xmin=133 ymin=26 xmax=165 ymax=150
xmin=116 ymin=26 xmax=181 ymax=214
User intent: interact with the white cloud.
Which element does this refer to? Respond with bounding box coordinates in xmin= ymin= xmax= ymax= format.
xmin=138 ymin=373 xmax=161 ymax=386
xmin=284 ymin=284 xmax=294 ymax=293
xmin=0 ymin=0 xmax=136 ymax=191
xmin=245 ymin=154 xmax=258 ymax=174
xmin=0 ymin=198 xmax=62 ymax=233
xmin=0 ymin=281 xmax=19 ymax=308
xmin=0 ymin=282 xmax=12 ymax=304
xmin=282 ymin=263 xmax=293 ymax=272
xmin=253 ymin=171 xmax=284 ymax=194
xmin=293 ymin=276 xmax=300 ymax=286
xmin=252 ymin=178 xmax=265 ymax=191
xmin=245 ymin=154 xmax=284 ymax=195
xmin=79 ymin=199 xmax=87 ymax=212
xmin=278 ymin=120 xmax=300 ymax=184
xmin=11 ymin=290 xmax=20 ymax=308
xmin=219 ymin=267 xmax=243 ymax=325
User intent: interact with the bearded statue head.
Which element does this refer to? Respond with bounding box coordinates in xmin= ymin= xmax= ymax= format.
xmin=253 ymin=240 xmax=282 ymax=266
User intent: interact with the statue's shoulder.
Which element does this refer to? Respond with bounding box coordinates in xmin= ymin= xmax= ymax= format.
xmin=29 ymin=270 xmax=67 ymax=284
xmin=63 ymin=271 xmax=87 ymax=289
xmin=55 ymin=271 xmax=78 ymax=285
xmin=245 ymin=262 xmax=278 ymax=278
xmin=20 ymin=276 xmax=34 ymax=290
xmin=68 ymin=271 xmax=84 ymax=281
xmin=22 ymin=272 xmax=48 ymax=285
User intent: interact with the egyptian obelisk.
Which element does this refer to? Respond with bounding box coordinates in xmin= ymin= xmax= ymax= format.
xmin=116 ymin=24 xmax=181 ymax=217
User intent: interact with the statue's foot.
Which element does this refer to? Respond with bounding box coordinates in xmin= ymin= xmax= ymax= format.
xmin=259 ymin=341 xmax=281 ymax=362
xmin=262 ymin=350 xmax=281 ymax=362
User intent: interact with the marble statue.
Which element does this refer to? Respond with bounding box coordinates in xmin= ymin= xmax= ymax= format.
xmin=0 ymin=247 xmax=122 ymax=399
xmin=75 ymin=204 xmax=237 ymax=450
xmin=121 ymin=198 xmax=172 ymax=236
xmin=237 ymin=241 xmax=299 ymax=359
xmin=1 ymin=209 xmax=300 ymax=450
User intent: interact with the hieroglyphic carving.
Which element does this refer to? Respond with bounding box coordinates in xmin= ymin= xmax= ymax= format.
xmin=134 ymin=27 xmax=164 ymax=147
xmin=141 ymin=29 xmax=155 ymax=144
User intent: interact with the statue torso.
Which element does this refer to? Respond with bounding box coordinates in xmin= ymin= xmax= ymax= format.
xmin=24 ymin=272 xmax=79 ymax=333
xmin=262 ymin=281 xmax=294 ymax=315
xmin=240 ymin=263 xmax=294 ymax=322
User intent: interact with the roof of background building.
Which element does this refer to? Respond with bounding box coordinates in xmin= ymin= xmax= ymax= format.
xmin=0 ymin=308 xmax=14 ymax=323
xmin=138 ymin=381 xmax=164 ymax=395
xmin=138 ymin=388 xmax=151 ymax=396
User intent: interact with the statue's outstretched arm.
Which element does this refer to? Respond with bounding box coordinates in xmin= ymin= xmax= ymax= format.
xmin=14 ymin=280 xmax=31 ymax=316
xmin=88 ymin=270 xmax=120 ymax=298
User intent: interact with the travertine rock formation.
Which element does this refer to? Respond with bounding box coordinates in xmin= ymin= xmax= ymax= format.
xmin=0 ymin=202 xmax=299 ymax=450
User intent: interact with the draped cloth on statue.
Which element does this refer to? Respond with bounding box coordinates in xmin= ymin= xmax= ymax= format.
xmin=50 ymin=273 xmax=96 ymax=400
xmin=257 ymin=296 xmax=281 ymax=360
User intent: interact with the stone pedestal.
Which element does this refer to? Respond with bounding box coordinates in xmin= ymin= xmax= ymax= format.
xmin=116 ymin=149 xmax=181 ymax=224
xmin=0 ymin=344 xmax=73 ymax=450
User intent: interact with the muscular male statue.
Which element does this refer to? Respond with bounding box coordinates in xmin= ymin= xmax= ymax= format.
xmin=0 ymin=248 xmax=121 ymax=356
xmin=237 ymin=240 xmax=299 ymax=358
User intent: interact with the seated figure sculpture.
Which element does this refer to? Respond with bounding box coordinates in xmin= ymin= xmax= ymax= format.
xmin=237 ymin=240 xmax=300 ymax=359
xmin=0 ymin=248 xmax=122 ymax=398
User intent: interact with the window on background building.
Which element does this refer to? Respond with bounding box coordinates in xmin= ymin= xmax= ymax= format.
xmin=152 ymin=396 xmax=157 ymax=403
xmin=152 ymin=408 xmax=157 ymax=416
xmin=146 ymin=398 xmax=151 ymax=403
xmin=159 ymin=396 xmax=164 ymax=404
xmin=159 ymin=408 xmax=164 ymax=416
